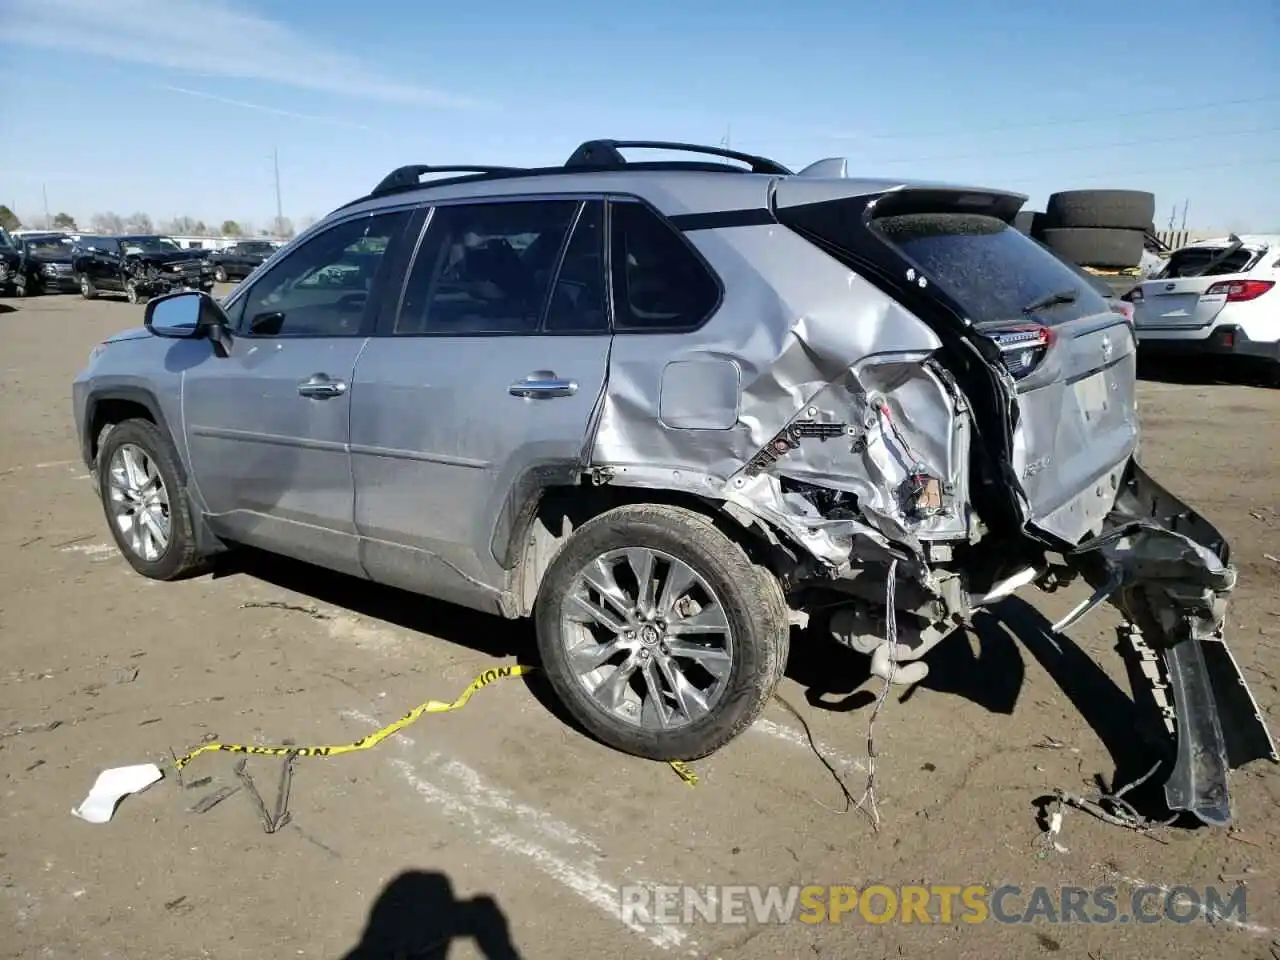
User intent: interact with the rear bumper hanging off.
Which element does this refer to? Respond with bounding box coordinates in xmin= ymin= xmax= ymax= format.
xmin=1065 ymin=459 xmax=1277 ymax=825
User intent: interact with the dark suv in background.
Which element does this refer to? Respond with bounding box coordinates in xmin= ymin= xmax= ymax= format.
xmin=5 ymin=232 xmax=78 ymax=296
xmin=207 ymin=240 xmax=277 ymax=282
xmin=72 ymin=235 xmax=214 ymax=303
xmin=0 ymin=232 xmax=18 ymax=295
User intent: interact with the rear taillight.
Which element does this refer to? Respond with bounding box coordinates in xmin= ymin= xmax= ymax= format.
xmin=987 ymin=323 xmax=1055 ymax=378
xmin=1204 ymin=279 xmax=1274 ymax=302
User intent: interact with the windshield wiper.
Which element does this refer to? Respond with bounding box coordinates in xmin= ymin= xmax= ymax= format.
xmin=1022 ymin=288 xmax=1079 ymax=314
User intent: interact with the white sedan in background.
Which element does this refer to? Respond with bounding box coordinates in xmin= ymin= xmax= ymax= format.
xmin=1126 ymin=233 xmax=1279 ymax=382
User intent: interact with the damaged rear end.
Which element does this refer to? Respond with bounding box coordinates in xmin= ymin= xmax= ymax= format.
xmin=655 ymin=177 xmax=1276 ymax=824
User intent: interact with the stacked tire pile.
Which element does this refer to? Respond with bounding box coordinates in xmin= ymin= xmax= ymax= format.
xmin=1014 ymin=189 xmax=1155 ymax=272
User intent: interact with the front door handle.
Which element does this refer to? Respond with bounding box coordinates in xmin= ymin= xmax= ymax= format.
xmin=509 ymin=373 xmax=578 ymax=399
xmin=297 ymin=373 xmax=347 ymax=399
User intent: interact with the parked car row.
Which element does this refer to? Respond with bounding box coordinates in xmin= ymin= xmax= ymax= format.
xmin=0 ymin=232 xmax=276 ymax=303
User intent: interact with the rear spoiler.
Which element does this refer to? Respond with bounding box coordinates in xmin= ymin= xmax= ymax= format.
xmin=771 ymin=178 xmax=1028 ymax=227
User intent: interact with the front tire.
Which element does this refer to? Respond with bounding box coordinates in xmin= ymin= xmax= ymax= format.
xmin=97 ymin=418 xmax=205 ymax=580
xmin=79 ymin=273 xmax=98 ymax=299
xmin=214 ymin=265 xmax=228 ymax=282
xmin=534 ymin=503 xmax=790 ymax=761
xmin=1266 ymin=360 xmax=1280 ymax=389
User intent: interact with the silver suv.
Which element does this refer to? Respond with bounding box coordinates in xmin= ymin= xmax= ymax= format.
xmin=72 ymin=140 xmax=1275 ymax=826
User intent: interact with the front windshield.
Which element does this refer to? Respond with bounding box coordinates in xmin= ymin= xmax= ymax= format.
xmin=242 ymin=242 xmax=275 ymax=254
xmin=121 ymin=237 xmax=182 ymax=255
xmin=27 ymin=237 xmax=73 ymax=257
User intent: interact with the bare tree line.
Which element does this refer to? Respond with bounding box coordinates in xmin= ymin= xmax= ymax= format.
xmin=1 ymin=206 xmax=318 ymax=239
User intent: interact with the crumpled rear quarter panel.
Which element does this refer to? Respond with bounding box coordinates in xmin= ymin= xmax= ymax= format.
xmin=588 ymin=215 xmax=965 ymax=562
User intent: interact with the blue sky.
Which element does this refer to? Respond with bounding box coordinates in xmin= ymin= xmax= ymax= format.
xmin=1 ymin=0 xmax=1277 ymax=233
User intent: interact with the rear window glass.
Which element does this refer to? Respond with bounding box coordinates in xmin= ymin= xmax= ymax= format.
xmin=1155 ymin=246 xmax=1258 ymax=279
xmin=873 ymin=213 xmax=1111 ymax=325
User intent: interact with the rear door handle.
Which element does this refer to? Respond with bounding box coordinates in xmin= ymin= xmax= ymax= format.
xmin=297 ymin=373 xmax=347 ymax=399
xmin=509 ymin=374 xmax=578 ymax=399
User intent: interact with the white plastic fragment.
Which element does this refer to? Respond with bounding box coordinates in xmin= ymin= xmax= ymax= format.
xmin=71 ymin=763 xmax=163 ymax=823
xmin=1046 ymin=809 xmax=1069 ymax=853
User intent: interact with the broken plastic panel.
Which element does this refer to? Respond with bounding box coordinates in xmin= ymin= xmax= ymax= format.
xmin=71 ymin=763 xmax=163 ymax=823
xmin=729 ymin=352 xmax=971 ymax=560
xmin=1067 ymin=461 xmax=1278 ymax=825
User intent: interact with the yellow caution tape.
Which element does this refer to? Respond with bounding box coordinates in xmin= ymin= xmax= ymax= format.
xmin=171 ymin=663 xmax=698 ymax=786
xmin=667 ymin=760 xmax=699 ymax=786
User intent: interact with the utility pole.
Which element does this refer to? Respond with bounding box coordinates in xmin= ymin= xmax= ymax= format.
xmin=42 ymin=184 xmax=50 ymax=228
xmin=1180 ymin=198 xmax=1189 ymax=232
xmin=720 ymin=125 xmax=731 ymax=150
xmin=272 ymin=147 xmax=283 ymax=236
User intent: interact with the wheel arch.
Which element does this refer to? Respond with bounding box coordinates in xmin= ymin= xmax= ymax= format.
xmin=83 ymin=386 xmax=182 ymax=477
xmin=506 ymin=480 xmax=803 ymax=618
xmin=85 ymin=385 xmax=227 ymax=557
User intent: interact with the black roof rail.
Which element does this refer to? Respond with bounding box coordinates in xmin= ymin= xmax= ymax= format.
xmin=371 ymin=164 xmax=526 ymax=196
xmin=564 ymin=140 xmax=792 ymax=176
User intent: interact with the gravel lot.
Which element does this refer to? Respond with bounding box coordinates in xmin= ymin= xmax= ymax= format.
xmin=2 ymin=291 xmax=1278 ymax=960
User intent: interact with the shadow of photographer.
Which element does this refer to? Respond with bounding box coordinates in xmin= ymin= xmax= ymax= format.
xmin=341 ymin=869 xmax=523 ymax=960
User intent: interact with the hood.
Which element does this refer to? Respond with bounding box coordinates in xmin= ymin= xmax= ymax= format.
xmin=125 ymin=249 xmax=208 ymax=265
xmin=106 ymin=326 xmax=153 ymax=344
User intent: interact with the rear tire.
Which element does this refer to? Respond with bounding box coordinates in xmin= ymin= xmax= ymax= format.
xmin=1041 ymin=227 xmax=1145 ymax=270
xmin=96 ymin=418 xmax=205 ymax=581
xmin=214 ymin=265 xmax=228 ymax=282
xmin=13 ymin=273 xmax=27 ymax=297
xmin=1045 ymin=189 xmax=1156 ymax=231
xmin=534 ymin=503 xmax=790 ymax=761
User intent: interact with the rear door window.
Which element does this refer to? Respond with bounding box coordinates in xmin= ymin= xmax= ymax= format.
xmin=395 ymin=199 xmax=580 ymax=335
xmin=872 ymin=213 xmax=1111 ymax=326
xmin=609 ymin=200 xmax=720 ymax=332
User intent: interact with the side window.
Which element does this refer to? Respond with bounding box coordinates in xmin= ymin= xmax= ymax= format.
xmin=394 ymin=199 xmax=579 ymax=336
xmin=544 ymin=200 xmax=608 ymax=333
xmin=235 ymin=211 xmax=409 ymax=337
xmin=610 ymin=201 xmax=720 ymax=332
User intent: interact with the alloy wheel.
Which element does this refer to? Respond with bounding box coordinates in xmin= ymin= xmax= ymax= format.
xmin=559 ymin=547 xmax=734 ymax=730
xmin=106 ymin=442 xmax=171 ymax=562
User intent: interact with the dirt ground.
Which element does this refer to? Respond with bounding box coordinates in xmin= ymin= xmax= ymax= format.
xmin=1 ymin=291 xmax=1278 ymax=960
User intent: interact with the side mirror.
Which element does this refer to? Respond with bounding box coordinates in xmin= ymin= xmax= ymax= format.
xmin=143 ymin=290 xmax=234 ymax=357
